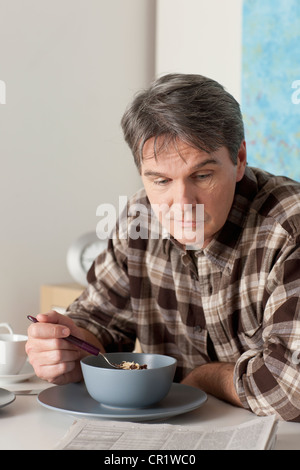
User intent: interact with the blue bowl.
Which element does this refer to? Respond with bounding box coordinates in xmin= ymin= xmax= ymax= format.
xmin=81 ymin=352 xmax=177 ymax=408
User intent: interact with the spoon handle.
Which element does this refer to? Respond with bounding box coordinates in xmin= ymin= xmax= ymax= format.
xmin=27 ymin=315 xmax=100 ymax=356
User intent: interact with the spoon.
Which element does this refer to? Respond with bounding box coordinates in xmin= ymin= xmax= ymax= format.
xmin=27 ymin=315 xmax=119 ymax=368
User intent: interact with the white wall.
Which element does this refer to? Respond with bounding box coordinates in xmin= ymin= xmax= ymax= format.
xmin=0 ymin=0 xmax=156 ymax=333
xmin=156 ymin=0 xmax=243 ymax=102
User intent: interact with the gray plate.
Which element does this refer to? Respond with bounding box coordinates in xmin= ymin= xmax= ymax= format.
xmin=0 ymin=388 xmax=15 ymax=408
xmin=38 ymin=383 xmax=207 ymax=421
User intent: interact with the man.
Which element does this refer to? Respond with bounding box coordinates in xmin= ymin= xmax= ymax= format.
xmin=26 ymin=74 xmax=300 ymax=421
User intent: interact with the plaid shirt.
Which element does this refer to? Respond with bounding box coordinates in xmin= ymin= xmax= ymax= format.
xmin=67 ymin=167 xmax=300 ymax=421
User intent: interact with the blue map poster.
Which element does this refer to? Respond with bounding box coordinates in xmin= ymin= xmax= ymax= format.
xmin=242 ymin=0 xmax=300 ymax=181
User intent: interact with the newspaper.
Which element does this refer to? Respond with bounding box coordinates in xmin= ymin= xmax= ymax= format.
xmin=55 ymin=415 xmax=278 ymax=451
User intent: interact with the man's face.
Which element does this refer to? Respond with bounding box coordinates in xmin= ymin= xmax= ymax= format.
xmin=141 ymin=138 xmax=246 ymax=248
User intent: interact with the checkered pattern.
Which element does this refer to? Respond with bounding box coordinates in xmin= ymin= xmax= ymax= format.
xmin=67 ymin=167 xmax=300 ymax=421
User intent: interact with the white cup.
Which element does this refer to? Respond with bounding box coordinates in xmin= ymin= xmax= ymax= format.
xmin=0 ymin=323 xmax=28 ymax=375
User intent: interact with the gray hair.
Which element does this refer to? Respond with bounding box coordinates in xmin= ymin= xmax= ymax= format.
xmin=121 ymin=73 xmax=245 ymax=170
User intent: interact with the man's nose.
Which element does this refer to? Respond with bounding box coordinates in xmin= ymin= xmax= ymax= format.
xmin=173 ymin=182 xmax=198 ymax=208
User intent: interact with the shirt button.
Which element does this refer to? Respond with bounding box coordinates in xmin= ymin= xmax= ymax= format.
xmin=193 ymin=325 xmax=202 ymax=333
xmin=181 ymin=254 xmax=190 ymax=265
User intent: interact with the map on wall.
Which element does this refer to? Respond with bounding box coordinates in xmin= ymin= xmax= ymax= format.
xmin=242 ymin=0 xmax=300 ymax=181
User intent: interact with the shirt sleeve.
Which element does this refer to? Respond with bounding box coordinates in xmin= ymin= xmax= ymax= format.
xmin=234 ymin=240 xmax=300 ymax=421
xmin=65 ymin=231 xmax=136 ymax=353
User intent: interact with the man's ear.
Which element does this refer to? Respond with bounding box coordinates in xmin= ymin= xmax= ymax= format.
xmin=236 ymin=141 xmax=247 ymax=182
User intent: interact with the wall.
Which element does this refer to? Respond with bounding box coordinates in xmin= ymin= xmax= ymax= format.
xmin=155 ymin=0 xmax=243 ymax=101
xmin=156 ymin=0 xmax=300 ymax=179
xmin=0 ymin=0 xmax=156 ymax=333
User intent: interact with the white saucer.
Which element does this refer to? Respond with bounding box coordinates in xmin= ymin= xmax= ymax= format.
xmin=0 ymin=362 xmax=35 ymax=384
xmin=0 ymin=388 xmax=15 ymax=408
xmin=38 ymin=382 xmax=207 ymax=421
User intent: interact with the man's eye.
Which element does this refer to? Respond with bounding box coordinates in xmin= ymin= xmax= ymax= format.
xmin=154 ymin=179 xmax=169 ymax=185
xmin=195 ymin=173 xmax=211 ymax=180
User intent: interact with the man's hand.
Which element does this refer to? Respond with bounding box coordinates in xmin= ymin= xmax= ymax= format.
xmin=181 ymin=362 xmax=243 ymax=408
xmin=26 ymin=310 xmax=103 ymax=385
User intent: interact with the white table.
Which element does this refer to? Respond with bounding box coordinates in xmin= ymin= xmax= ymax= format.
xmin=1 ymin=375 xmax=300 ymax=450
